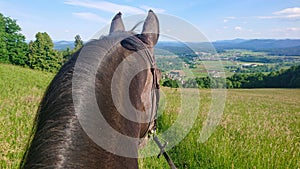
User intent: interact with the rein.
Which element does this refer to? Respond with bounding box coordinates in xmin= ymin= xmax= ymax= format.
xmin=135 ymin=40 xmax=177 ymax=169
xmin=148 ymin=68 xmax=177 ymax=169
xmin=153 ymin=134 xmax=177 ymax=169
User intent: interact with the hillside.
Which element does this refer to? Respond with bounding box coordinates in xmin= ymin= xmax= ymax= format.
xmin=153 ymin=39 xmax=300 ymax=56
xmin=214 ymin=39 xmax=300 ymax=49
xmin=213 ymin=39 xmax=300 ymax=56
xmin=0 ymin=64 xmax=54 ymax=168
xmin=226 ymin=65 xmax=300 ymax=88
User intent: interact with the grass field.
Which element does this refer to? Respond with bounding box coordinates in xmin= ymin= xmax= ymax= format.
xmin=0 ymin=64 xmax=54 ymax=169
xmin=0 ymin=64 xmax=299 ymax=168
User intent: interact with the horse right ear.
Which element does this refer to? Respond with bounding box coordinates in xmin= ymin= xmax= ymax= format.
xmin=139 ymin=10 xmax=159 ymax=47
xmin=121 ymin=10 xmax=159 ymax=51
xmin=109 ymin=12 xmax=125 ymax=34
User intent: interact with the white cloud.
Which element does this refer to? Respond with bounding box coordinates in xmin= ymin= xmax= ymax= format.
xmin=258 ymin=7 xmax=300 ymax=19
xmin=271 ymin=27 xmax=300 ymax=34
xmin=64 ymin=0 xmax=155 ymax=14
xmin=225 ymin=16 xmax=236 ymax=19
xmin=274 ymin=7 xmax=300 ymax=15
xmin=73 ymin=12 xmax=109 ymax=23
xmin=286 ymin=27 xmax=300 ymax=31
xmin=223 ymin=16 xmax=236 ymax=23
xmin=234 ymin=26 xmax=242 ymax=31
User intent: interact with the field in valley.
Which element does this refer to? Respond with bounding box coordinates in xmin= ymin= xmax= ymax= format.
xmin=0 ymin=64 xmax=299 ymax=168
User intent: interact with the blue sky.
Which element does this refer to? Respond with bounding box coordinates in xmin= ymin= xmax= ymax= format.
xmin=0 ymin=0 xmax=299 ymax=41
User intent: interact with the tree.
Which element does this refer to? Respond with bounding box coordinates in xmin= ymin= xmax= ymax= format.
xmin=0 ymin=13 xmax=28 ymax=65
xmin=162 ymin=78 xmax=180 ymax=88
xmin=183 ymin=78 xmax=198 ymax=88
xmin=62 ymin=35 xmax=83 ymax=62
xmin=288 ymin=66 xmax=300 ymax=88
xmin=28 ymin=32 xmax=63 ymax=72
xmin=74 ymin=34 xmax=83 ymax=50
xmin=225 ymin=65 xmax=300 ymax=89
xmin=226 ymin=79 xmax=233 ymax=88
xmin=0 ymin=13 xmax=8 ymax=63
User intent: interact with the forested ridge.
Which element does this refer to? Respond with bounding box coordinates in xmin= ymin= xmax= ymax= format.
xmin=163 ymin=65 xmax=300 ymax=88
xmin=0 ymin=13 xmax=82 ymax=72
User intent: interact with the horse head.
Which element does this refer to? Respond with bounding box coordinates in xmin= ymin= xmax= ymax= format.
xmin=99 ymin=10 xmax=160 ymax=144
xmin=21 ymin=10 xmax=160 ymax=169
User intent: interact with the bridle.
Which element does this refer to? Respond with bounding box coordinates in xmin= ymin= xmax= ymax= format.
xmin=136 ymin=42 xmax=177 ymax=169
xmin=124 ymin=34 xmax=176 ymax=168
xmin=139 ymin=66 xmax=159 ymax=139
xmin=128 ymin=34 xmax=159 ymax=140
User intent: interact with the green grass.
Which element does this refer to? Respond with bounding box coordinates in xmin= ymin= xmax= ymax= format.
xmin=0 ymin=64 xmax=54 ymax=168
xmin=139 ymin=88 xmax=299 ymax=168
xmin=1 ymin=64 xmax=299 ymax=168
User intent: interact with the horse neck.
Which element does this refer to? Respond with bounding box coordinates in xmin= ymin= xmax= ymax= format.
xmin=21 ymin=58 xmax=141 ymax=169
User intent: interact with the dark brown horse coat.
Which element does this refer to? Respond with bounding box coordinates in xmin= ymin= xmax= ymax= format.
xmin=20 ymin=10 xmax=159 ymax=169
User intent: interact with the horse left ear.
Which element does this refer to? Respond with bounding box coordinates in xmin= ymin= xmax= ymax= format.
xmin=110 ymin=12 xmax=125 ymax=34
xmin=139 ymin=10 xmax=159 ymax=47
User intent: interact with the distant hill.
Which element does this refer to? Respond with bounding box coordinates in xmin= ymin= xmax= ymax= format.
xmin=214 ymin=38 xmax=247 ymax=44
xmin=264 ymin=45 xmax=300 ymax=56
xmin=154 ymin=39 xmax=300 ymax=56
xmin=54 ymin=39 xmax=300 ymax=56
xmin=54 ymin=41 xmax=74 ymax=50
xmin=213 ymin=39 xmax=300 ymax=49
xmin=155 ymin=41 xmax=215 ymax=55
xmin=213 ymin=39 xmax=300 ymax=56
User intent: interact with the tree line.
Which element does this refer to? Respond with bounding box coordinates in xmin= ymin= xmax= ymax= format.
xmin=163 ymin=65 xmax=300 ymax=88
xmin=0 ymin=13 xmax=82 ymax=72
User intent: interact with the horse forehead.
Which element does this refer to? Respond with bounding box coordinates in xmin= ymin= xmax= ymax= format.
xmin=92 ymin=31 xmax=153 ymax=72
xmin=88 ymin=31 xmax=134 ymax=47
xmin=108 ymin=31 xmax=135 ymax=42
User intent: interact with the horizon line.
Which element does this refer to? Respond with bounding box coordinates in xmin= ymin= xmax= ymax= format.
xmin=44 ymin=38 xmax=300 ymax=43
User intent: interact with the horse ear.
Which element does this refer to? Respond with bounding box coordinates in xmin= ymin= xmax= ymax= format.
xmin=109 ymin=12 xmax=125 ymax=34
xmin=121 ymin=10 xmax=159 ymax=51
xmin=139 ymin=10 xmax=159 ymax=47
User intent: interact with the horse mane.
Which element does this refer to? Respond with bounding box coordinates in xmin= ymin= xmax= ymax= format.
xmin=20 ymin=33 xmax=141 ymax=168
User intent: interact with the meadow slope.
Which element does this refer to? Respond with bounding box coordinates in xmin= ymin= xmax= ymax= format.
xmin=0 ymin=64 xmax=299 ymax=168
